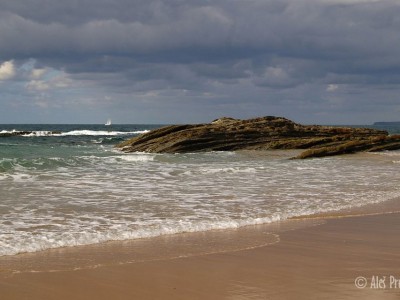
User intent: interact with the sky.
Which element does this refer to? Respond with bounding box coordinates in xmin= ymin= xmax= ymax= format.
xmin=0 ymin=0 xmax=399 ymax=124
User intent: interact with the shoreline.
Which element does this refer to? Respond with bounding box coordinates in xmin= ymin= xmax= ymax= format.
xmin=2 ymin=193 xmax=399 ymax=264
xmin=2 ymin=199 xmax=400 ymax=299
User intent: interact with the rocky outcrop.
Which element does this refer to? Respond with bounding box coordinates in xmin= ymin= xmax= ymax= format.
xmin=116 ymin=116 xmax=400 ymax=158
xmin=296 ymin=135 xmax=400 ymax=159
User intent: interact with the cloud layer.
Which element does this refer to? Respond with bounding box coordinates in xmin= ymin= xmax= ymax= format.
xmin=0 ymin=60 xmax=15 ymax=80
xmin=0 ymin=0 xmax=399 ymax=124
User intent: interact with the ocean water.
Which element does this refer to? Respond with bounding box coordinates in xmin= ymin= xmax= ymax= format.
xmin=0 ymin=124 xmax=399 ymax=257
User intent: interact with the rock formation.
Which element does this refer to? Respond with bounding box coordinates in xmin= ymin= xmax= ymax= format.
xmin=116 ymin=116 xmax=400 ymax=158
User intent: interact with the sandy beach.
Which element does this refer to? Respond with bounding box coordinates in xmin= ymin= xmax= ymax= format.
xmin=2 ymin=207 xmax=400 ymax=300
xmin=2 ymin=0 xmax=400 ymax=298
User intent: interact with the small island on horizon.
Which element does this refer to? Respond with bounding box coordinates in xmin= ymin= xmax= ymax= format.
xmin=374 ymin=121 xmax=400 ymax=126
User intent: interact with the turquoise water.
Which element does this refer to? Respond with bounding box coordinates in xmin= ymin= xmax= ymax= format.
xmin=0 ymin=124 xmax=399 ymax=256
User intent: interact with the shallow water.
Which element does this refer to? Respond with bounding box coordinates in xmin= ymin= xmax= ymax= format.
xmin=0 ymin=124 xmax=399 ymax=256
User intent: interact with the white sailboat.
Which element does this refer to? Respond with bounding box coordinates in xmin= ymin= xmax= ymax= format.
xmin=105 ymin=119 xmax=112 ymax=126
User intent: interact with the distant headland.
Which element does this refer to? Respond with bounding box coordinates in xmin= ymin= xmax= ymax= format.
xmin=373 ymin=121 xmax=400 ymax=126
xmin=117 ymin=116 xmax=400 ymax=159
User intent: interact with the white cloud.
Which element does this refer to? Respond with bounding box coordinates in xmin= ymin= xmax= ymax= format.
xmin=265 ymin=67 xmax=289 ymax=80
xmin=327 ymin=84 xmax=339 ymax=92
xmin=26 ymin=70 xmax=72 ymax=92
xmin=252 ymin=66 xmax=297 ymax=88
xmin=30 ymin=68 xmax=46 ymax=79
xmin=26 ymin=80 xmax=50 ymax=91
xmin=0 ymin=60 xmax=15 ymax=80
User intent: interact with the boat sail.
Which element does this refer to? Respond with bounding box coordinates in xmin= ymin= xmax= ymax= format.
xmin=105 ymin=119 xmax=112 ymax=126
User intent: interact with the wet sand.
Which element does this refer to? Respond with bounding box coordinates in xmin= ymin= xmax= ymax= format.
xmin=2 ymin=212 xmax=400 ymax=299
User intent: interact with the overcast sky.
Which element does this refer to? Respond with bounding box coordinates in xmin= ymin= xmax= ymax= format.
xmin=0 ymin=0 xmax=399 ymax=124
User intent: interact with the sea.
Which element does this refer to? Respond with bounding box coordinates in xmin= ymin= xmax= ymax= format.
xmin=0 ymin=123 xmax=399 ymax=257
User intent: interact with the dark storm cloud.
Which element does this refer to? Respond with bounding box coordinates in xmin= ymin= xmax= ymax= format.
xmin=1 ymin=1 xmax=397 ymax=58
xmin=0 ymin=0 xmax=399 ymax=124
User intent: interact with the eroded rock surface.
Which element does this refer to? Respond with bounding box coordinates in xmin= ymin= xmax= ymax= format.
xmin=117 ymin=116 xmax=400 ymax=158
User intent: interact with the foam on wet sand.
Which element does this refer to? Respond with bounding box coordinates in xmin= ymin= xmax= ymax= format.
xmin=2 ymin=207 xmax=400 ymax=299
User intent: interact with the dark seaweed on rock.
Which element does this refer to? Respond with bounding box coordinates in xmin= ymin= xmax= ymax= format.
xmin=116 ymin=116 xmax=400 ymax=158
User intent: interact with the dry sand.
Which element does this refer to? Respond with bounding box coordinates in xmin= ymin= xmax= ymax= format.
xmin=1 ymin=211 xmax=400 ymax=299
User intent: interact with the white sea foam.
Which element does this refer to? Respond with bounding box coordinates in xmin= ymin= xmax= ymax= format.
xmin=0 ymin=129 xmax=20 ymax=134
xmin=0 ymin=214 xmax=298 ymax=256
xmin=22 ymin=131 xmax=55 ymax=137
xmin=113 ymin=154 xmax=156 ymax=162
xmin=1 ymin=192 xmax=398 ymax=257
xmin=59 ymin=130 xmax=149 ymax=136
xmin=1 ymin=149 xmax=400 ymax=257
xmin=8 ymin=173 xmax=37 ymax=182
xmin=19 ymin=130 xmax=149 ymax=137
xmin=371 ymin=151 xmax=400 ymax=157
